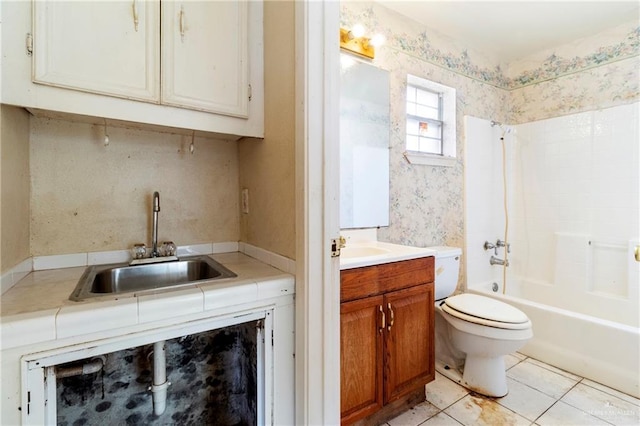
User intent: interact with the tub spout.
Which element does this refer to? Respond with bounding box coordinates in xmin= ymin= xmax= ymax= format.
xmin=490 ymin=256 xmax=509 ymax=266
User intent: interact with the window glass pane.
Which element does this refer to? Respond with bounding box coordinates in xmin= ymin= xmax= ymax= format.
xmin=406 ymin=102 xmax=416 ymax=116
xmin=416 ymin=105 xmax=439 ymax=120
xmin=416 ymin=88 xmax=439 ymax=108
xmin=406 ymin=135 xmax=419 ymax=151
xmin=419 ymin=137 xmax=442 ymax=154
xmin=406 ymin=118 xmax=420 ymax=135
xmin=406 ymin=86 xmax=416 ymax=103
xmin=423 ymin=121 xmax=441 ymax=139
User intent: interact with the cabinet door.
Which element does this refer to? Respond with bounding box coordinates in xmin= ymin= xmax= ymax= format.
xmin=384 ymin=283 xmax=434 ymax=404
xmin=161 ymin=0 xmax=248 ymax=117
xmin=340 ymin=295 xmax=384 ymax=424
xmin=33 ymin=0 xmax=160 ymax=101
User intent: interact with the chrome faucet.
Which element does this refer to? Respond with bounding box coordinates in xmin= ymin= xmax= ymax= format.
xmin=484 ymin=239 xmax=511 ymax=255
xmin=151 ymin=191 xmax=160 ymax=257
xmin=490 ymin=256 xmax=509 ymax=266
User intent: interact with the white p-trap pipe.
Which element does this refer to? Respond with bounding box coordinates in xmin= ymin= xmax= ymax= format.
xmin=149 ymin=340 xmax=171 ymax=416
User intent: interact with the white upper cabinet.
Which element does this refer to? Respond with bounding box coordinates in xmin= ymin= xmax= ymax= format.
xmin=33 ymin=1 xmax=160 ymax=102
xmin=161 ymin=1 xmax=248 ymax=117
xmin=1 ymin=0 xmax=263 ymax=138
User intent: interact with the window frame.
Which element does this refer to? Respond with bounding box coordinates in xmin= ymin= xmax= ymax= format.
xmin=404 ymin=75 xmax=457 ymax=167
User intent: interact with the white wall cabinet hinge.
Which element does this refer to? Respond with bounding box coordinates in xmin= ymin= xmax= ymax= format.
xmin=248 ymin=84 xmax=252 ymax=101
xmin=26 ymin=33 xmax=33 ymax=56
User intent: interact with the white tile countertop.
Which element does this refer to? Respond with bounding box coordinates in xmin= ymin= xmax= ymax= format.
xmin=0 ymin=252 xmax=294 ymax=350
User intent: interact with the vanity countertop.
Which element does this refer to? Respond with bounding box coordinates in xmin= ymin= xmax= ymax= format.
xmin=0 ymin=252 xmax=294 ymax=351
xmin=340 ymin=240 xmax=436 ymax=270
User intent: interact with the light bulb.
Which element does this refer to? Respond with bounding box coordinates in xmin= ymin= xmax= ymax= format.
xmin=351 ymin=24 xmax=365 ymax=38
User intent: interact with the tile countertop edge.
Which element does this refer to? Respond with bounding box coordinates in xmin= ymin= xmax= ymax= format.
xmin=0 ymin=253 xmax=294 ymax=351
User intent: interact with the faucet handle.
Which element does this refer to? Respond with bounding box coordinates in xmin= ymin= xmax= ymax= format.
xmin=131 ymin=243 xmax=147 ymax=259
xmin=160 ymin=241 xmax=177 ymax=257
xmin=484 ymin=241 xmax=498 ymax=256
xmin=496 ymin=239 xmax=511 ymax=253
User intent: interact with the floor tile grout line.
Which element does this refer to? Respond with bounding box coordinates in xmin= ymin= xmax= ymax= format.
xmin=521 ymin=355 xmax=583 ymax=381
xmin=505 ymin=355 xmax=585 ymax=401
xmin=557 ymin=379 xmax=635 ymax=426
xmin=579 ymin=379 xmax=640 ymax=408
xmin=417 ymin=410 xmax=465 ymax=426
xmin=528 ymin=377 xmax=614 ymax=426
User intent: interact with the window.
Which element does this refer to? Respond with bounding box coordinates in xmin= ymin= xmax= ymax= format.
xmin=404 ymin=75 xmax=456 ymax=166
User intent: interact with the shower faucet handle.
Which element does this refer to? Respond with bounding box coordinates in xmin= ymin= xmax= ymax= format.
xmin=496 ymin=239 xmax=511 ymax=253
xmin=484 ymin=241 xmax=497 ymax=255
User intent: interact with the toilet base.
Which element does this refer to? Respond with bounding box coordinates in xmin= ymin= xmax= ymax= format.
xmin=462 ymin=355 xmax=508 ymax=397
xmin=435 ymin=355 xmax=508 ymax=398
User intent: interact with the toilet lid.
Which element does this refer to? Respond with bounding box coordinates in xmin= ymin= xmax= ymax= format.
xmin=443 ymin=294 xmax=530 ymax=328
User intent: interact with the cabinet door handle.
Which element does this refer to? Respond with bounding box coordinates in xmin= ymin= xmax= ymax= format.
xmin=179 ymin=5 xmax=185 ymax=42
xmin=387 ymin=302 xmax=394 ymax=331
xmin=132 ymin=0 xmax=139 ymax=32
xmin=379 ymin=305 xmax=385 ymax=334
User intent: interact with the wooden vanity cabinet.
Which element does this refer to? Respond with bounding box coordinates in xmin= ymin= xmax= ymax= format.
xmin=340 ymin=256 xmax=435 ymax=425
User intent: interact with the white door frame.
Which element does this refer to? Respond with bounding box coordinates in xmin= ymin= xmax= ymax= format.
xmin=294 ymin=0 xmax=341 ymax=424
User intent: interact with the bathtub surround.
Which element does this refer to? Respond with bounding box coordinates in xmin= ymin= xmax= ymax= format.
xmin=465 ymin=107 xmax=639 ymax=327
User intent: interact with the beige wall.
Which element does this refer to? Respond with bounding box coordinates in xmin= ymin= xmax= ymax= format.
xmin=0 ymin=105 xmax=31 ymax=273
xmin=238 ymin=0 xmax=296 ymax=260
xmin=30 ymin=117 xmax=239 ymax=256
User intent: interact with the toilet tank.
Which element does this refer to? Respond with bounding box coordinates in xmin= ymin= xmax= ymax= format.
xmin=432 ymin=246 xmax=462 ymax=301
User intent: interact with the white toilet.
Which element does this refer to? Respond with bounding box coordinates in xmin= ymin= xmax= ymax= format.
xmin=432 ymin=246 xmax=533 ymax=397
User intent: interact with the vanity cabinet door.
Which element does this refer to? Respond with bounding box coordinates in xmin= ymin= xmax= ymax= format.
xmin=383 ymin=283 xmax=434 ymax=404
xmin=340 ymin=295 xmax=384 ymax=424
xmin=161 ymin=0 xmax=249 ymax=117
xmin=33 ymin=0 xmax=160 ymax=101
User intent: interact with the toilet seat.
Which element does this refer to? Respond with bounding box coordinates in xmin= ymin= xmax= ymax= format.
xmin=442 ymin=294 xmax=531 ymax=330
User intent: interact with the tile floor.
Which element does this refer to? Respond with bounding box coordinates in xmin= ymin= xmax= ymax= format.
xmin=385 ymin=353 xmax=640 ymax=426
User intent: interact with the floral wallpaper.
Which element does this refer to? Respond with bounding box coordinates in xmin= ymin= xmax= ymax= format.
xmin=339 ymin=1 xmax=640 ymax=284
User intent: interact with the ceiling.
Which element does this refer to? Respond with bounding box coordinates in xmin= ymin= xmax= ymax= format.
xmin=377 ymin=1 xmax=640 ymax=62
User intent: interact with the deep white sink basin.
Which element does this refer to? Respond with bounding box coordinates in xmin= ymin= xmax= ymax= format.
xmin=341 ymin=246 xmax=391 ymax=258
xmin=340 ymin=241 xmax=436 ymax=270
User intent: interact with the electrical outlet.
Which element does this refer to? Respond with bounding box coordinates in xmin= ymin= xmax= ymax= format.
xmin=241 ymin=188 xmax=249 ymax=214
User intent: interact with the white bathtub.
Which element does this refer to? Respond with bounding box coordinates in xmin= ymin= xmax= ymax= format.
xmin=469 ymin=281 xmax=640 ymax=399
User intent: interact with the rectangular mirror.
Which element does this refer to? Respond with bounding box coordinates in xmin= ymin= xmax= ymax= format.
xmin=340 ymin=55 xmax=390 ymax=229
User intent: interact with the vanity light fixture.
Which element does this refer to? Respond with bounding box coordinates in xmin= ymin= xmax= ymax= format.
xmin=340 ymin=25 xmax=384 ymax=60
